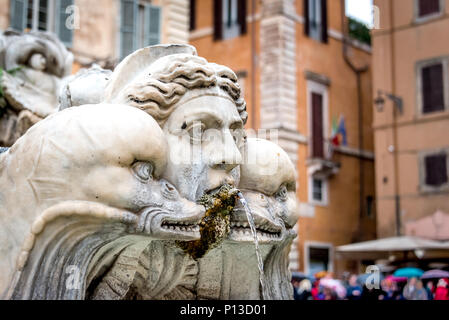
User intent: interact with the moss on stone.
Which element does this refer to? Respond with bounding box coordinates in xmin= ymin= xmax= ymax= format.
xmin=177 ymin=184 xmax=238 ymax=260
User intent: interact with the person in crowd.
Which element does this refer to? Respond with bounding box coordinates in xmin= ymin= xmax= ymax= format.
xmin=425 ymin=281 xmax=434 ymax=300
xmin=361 ymin=284 xmax=386 ymax=300
xmin=434 ymin=278 xmax=449 ymax=300
xmin=296 ymin=279 xmax=313 ymax=300
xmin=380 ymin=278 xmax=400 ymax=300
xmin=323 ymin=287 xmax=337 ymax=300
xmin=402 ymin=277 xmax=418 ymax=300
xmin=311 ymin=280 xmax=324 ymax=300
xmin=292 ymin=279 xmax=301 ymax=300
xmin=411 ymin=280 xmax=428 ymax=300
xmin=346 ymin=274 xmax=362 ymax=300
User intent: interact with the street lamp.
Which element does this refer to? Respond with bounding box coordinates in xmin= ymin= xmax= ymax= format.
xmin=374 ymin=90 xmax=403 ymax=114
xmin=374 ymin=90 xmax=404 ymax=237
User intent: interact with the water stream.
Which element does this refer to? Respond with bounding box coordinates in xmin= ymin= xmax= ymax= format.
xmin=236 ymin=192 xmax=268 ymax=300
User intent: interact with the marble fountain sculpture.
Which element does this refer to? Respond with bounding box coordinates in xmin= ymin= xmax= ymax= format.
xmin=0 ymin=42 xmax=299 ymax=300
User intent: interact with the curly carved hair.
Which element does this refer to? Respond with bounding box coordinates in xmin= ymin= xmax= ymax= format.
xmin=122 ymin=55 xmax=248 ymax=126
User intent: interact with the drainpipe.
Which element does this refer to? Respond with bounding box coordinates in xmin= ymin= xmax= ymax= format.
xmin=250 ymin=0 xmax=257 ymax=129
xmin=340 ymin=0 xmax=369 ymax=238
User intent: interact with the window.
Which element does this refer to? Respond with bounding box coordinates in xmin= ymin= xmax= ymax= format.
xmin=417 ymin=58 xmax=448 ymax=115
xmin=213 ymin=0 xmax=246 ymax=41
xmin=425 ymin=154 xmax=448 ymax=187
xmin=120 ymin=0 xmax=161 ymax=60
xmin=417 ymin=0 xmax=443 ymax=19
xmin=366 ymin=195 xmax=374 ymax=217
xmin=419 ymin=150 xmax=449 ymax=193
xmin=10 ymin=0 xmax=73 ymax=46
xmin=311 ymin=92 xmax=324 ymax=158
xmin=304 ymin=242 xmax=333 ymax=276
xmin=304 ymin=0 xmax=328 ymax=43
xmin=189 ymin=0 xmax=196 ymax=31
xmin=309 ymin=176 xmax=328 ymax=206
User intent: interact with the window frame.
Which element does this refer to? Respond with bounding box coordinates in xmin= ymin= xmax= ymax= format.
xmin=119 ymin=0 xmax=162 ymax=60
xmin=414 ymin=0 xmax=445 ymax=24
xmin=416 ymin=56 xmax=449 ymax=116
xmin=304 ymin=0 xmax=328 ymax=43
xmin=308 ymin=174 xmax=328 ymax=206
xmin=418 ymin=148 xmax=449 ymax=194
xmin=304 ymin=241 xmax=334 ymax=276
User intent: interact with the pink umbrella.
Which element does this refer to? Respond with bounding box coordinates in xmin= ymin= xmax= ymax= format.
xmin=385 ymin=275 xmax=408 ymax=282
xmin=319 ymin=278 xmax=347 ymax=299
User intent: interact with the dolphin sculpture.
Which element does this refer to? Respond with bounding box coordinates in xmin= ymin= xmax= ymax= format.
xmin=0 ymin=103 xmax=205 ymax=299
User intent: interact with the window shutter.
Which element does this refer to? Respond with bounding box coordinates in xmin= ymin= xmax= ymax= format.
xmin=144 ymin=4 xmax=161 ymax=47
xmin=56 ymin=0 xmax=74 ymax=47
xmin=312 ymin=92 xmax=324 ymax=159
xmin=320 ymin=0 xmax=328 ymax=43
xmin=425 ymin=154 xmax=448 ymax=186
xmin=213 ymin=0 xmax=223 ymax=40
xmin=189 ymin=0 xmax=196 ymax=31
xmin=418 ymin=0 xmax=440 ymax=17
xmin=10 ymin=0 xmax=28 ymax=31
xmin=238 ymin=0 xmax=247 ymax=35
xmin=422 ymin=63 xmax=444 ymax=113
xmin=304 ymin=0 xmax=310 ymax=36
xmin=120 ymin=0 xmax=138 ymax=59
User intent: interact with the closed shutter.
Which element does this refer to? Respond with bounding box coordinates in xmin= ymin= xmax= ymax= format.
xmin=418 ymin=0 xmax=440 ymax=17
xmin=120 ymin=0 xmax=138 ymax=59
xmin=189 ymin=0 xmax=196 ymax=31
xmin=10 ymin=0 xmax=28 ymax=31
xmin=56 ymin=0 xmax=74 ymax=46
xmin=304 ymin=0 xmax=310 ymax=36
xmin=213 ymin=0 xmax=223 ymax=40
xmin=425 ymin=153 xmax=448 ymax=186
xmin=312 ymin=92 xmax=324 ymax=159
xmin=320 ymin=0 xmax=328 ymax=43
xmin=238 ymin=0 xmax=246 ymax=35
xmin=422 ymin=63 xmax=444 ymax=113
xmin=144 ymin=4 xmax=161 ymax=46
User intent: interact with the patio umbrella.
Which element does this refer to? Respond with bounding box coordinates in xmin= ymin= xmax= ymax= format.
xmin=421 ymin=269 xmax=449 ymax=280
xmin=393 ymin=267 xmax=424 ymax=278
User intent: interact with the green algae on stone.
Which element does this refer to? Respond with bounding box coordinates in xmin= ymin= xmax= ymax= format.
xmin=176 ymin=184 xmax=239 ymax=260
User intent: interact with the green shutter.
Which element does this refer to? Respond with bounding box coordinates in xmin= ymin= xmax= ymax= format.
xmin=10 ymin=0 xmax=28 ymax=31
xmin=56 ymin=0 xmax=74 ymax=47
xmin=120 ymin=0 xmax=138 ymax=59
xmin=144 ymin=4 xmax=161 ymax=46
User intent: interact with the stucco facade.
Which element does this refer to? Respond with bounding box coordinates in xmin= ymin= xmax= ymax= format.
xmin=190 ymin=0 xmax=376 ymax=276
xmin=373 ymin=0 xmax=449 ymax=239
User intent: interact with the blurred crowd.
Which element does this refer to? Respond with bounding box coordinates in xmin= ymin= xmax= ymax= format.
xmin=292 ymin=271 xmax=449 ymax=300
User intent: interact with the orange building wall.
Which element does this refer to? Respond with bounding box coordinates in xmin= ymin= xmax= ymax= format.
xmin=191 ymin=0 xmax=376 ymax=275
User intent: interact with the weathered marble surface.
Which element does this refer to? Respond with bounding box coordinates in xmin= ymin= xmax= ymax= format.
xmin=0 ymin=30 xmax=73 ymax=146
xmin=0 ymin=44 xmax=299 ymax=300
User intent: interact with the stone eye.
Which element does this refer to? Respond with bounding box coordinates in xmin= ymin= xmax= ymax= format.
xmin=275 ymin=185 xmax=288 ymax=202
xmin=132 ymin=161 xmax=153 ymax=181
xmin=28 ymin=53 xmax=47 ymax=71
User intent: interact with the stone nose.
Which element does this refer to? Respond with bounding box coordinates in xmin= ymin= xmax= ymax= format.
xmin=210 ymin=130 xmax=242 ymax=172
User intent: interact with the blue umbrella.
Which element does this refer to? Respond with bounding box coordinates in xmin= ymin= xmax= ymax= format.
xmin=393 ymin=267 xmax=424 ymax=278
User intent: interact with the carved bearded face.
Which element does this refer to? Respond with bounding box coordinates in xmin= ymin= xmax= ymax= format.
xmin=104 ymin=46 xmax=247 ymax=202
xmin=162 ymin=94 xmax=244 ymax=201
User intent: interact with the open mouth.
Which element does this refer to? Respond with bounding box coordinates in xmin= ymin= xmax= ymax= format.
xmin=229 ymin=221 xmax=282 ymax=241
xmin=161 ymin=220 xmax=200 ymax=233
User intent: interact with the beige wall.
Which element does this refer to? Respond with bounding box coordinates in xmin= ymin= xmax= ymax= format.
xmin=373 ymin=0 xmax=449 ymax=238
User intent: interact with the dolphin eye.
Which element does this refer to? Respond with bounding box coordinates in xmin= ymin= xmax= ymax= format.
xmin=132 ymin=161 xmax=153 ymax=181
xmin=162 ymin=181 xmax=178 ymax=200
xmin=275 ymin=185 xmax=288 ymax=202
